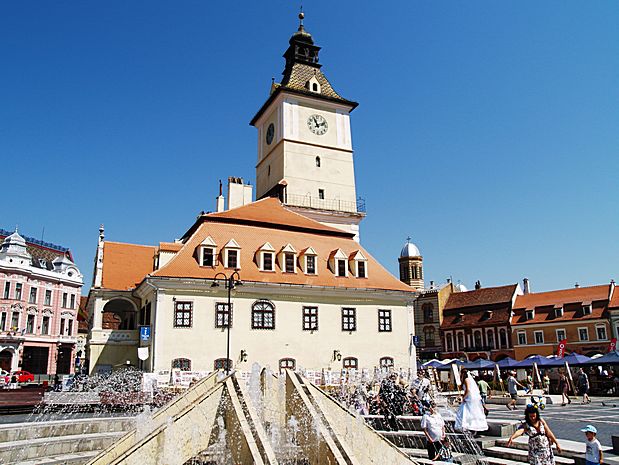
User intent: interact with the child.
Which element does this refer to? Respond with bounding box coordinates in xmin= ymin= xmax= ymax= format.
xmin=581 ymin=425 xmax=603 ymax=465
xmin=433 ymin=437 xmax=454 ymax=463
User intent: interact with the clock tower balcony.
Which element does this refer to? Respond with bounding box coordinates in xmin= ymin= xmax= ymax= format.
xmin=284 ymin=193 xmax=366 ymax=215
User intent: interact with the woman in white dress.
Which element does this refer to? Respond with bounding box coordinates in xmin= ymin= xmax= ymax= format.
xmin=455 ymin=368 xmax=488 ymax=433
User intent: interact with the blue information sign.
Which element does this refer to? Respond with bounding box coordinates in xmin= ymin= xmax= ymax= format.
xmin=412 ymin=335 xmax=420 ymax=347
xmin=139 ymin=326 xmax=151 ymax=342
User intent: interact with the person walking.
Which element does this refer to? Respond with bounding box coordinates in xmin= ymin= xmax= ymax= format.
xmin=542 ymin=373 xmax=551 ymax=395
xmin=455 ymin=368 xmax=488 ymax=433
xmin=507 ymin=371 xmax=525 ymax=411
xmin=578 ymin=368 xmax=591 ymax=404
xmin=558 ymin=370 xmax=571 ymax=406
xmin=507 ymin=405 xmax=562 ymax=465
xmin=581 ymin=424 xmax=603 ymax=465
xmin=421 ymin=401 xmax=445 ymax=460
xmin=478 ymin=376 xmax=490 ymax=405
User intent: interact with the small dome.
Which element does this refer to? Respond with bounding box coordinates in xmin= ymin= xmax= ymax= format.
xmin=455 ymin=282 xmax=468 ymax=292
xmin=2 ymin=230 xmax=26 ymax=248
xmin=400 ymin=239 xmax=421 ymax=258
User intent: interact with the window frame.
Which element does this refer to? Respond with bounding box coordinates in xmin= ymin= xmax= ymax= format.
xmin=226 ymin=249 xmax=239 ymax=269
xmin=62 ymin=292 xmax=68 ymax=308
xmin=582 ymin=304 xmax=592 ymax=316
xmin=214 ymin=358 xmax=232 ymax=371
xmin=44 ymin=289 xmax=52 ymax=306
xmin=29 ymin=287 xmax=37 ymax=304
xmin=201 ymin=247 xmax=216 ymax=267
xmin=445 ymin=333 xmax=453 ymax=351
xmin=556 ymin=328 xmax=566 ymax=342
xmin=215 ymin=302 xmax=232 ymax=328
xmin=596 ymin=325 xmax=607 ymax=341
xmin=251 ymin=300 xmax=275 ymax=330
xmin=41 ymin=315 xmax=50 ymax=335
xmin=379 ymin=357 xmax=394 ymax=369
xmin=534 ymin=330 xmax=544 ymax=344
xmin=26 ymin=314 xmax=36 ymax=334
xmin=356 ymin=260 xmax=367 ymax=278
xmin=341 ymin=307 xmax=356 ymax=332
xmin=305 ymin=254 xmax=317 ymax=275
xmin=15 ymin=283 xmax=22 ymax=300
xmin=517 ymin=331 xmax=527 ymax=345
xmin=279 ymin=358 xmax=296 ymax=372
xmin=174 ymin=301 xmax=193 ymax=328
xmin=318 ymin=188 xmax=325 ymax=200
xmin=343 ymin=357 xmax=358 ymax=370
xmin=284 ymin=252 xmax=296 ymax=273
xmin=3 ymin=282 xmax=10 ymax=300
xmin=262 ymin=252 xmax=274 ymax=272
xmin=525 ymin=310 xmax=535 ymax=321
xmin=578 ymin=327 xmax=589 ymax=341
xmin=302 ymin=306 xmax=318 ymax=331
xmin=172 ymin=358 xmax=192 ymax=371
xmin=336 ymin=259 xmax=347 ymax=277
xmin=378 ymin=309 xmax=392 ymax=332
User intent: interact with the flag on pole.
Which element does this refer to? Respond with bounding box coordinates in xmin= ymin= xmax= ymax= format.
xmin=557 ymin=339 xmax=567 ymax=358
xmin=609 ymin=338 xmax=617 ymax=353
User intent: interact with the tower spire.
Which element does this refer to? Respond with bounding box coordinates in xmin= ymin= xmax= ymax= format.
xmin=298 ymin=6 xmax=305 ymax=32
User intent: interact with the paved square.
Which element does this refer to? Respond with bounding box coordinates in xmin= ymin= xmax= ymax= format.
xmin=487 ymin=397 xmax=619 ymax=446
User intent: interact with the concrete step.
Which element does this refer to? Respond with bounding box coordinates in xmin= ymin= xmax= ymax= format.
xmin=0 ymin=416 xmax=134 ymax=443
xmin=0 ymin=431 xmax=124 ymax=462
xmin=6 ymin=450 xmax=100 ymax=465
xmin=484 ymin=445 xmax=574 ymax=464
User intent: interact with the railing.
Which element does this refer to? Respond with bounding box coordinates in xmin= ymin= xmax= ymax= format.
xmin=285 ymin=193 xmax=366 ymax=214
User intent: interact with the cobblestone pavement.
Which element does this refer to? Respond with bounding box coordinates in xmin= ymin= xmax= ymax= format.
xmin=487 ymin=397 xmax=619 ymax=446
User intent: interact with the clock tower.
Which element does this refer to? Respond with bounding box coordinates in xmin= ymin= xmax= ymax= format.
xmin=250 ymin=12 xmax=365 ymax=240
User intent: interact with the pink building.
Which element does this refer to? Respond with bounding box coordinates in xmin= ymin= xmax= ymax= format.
xmin=0 ymin=229 xmax=83 ymax=376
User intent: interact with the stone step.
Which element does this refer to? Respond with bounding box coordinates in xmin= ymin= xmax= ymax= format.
xmin=0 ymin=416 xmax=134 ymax=443
xmin=484 ymin=445 xmax=574 ymax=464
xmin=0 ymin=431 xmax=124 ymax=462
xmin=6 ymin=449 xmax=100 ymax=465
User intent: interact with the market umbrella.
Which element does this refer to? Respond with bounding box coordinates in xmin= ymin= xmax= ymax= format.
xmin=513 ymin=355 xmax=556 ymax=368
xmin=422 ymin=359 xmax=444 ymax=368
xmin=437 ymin=359 xmax=465 ymax=370
xmin=584 ymin=351 xmax=619 ymax=366
xmin=462 ymin=359 xmax=496 ymax=370
xmin=546 ymin=353 xmax=592 ymax=367
xmin=496 ymin=357 xmax=519 ymax=368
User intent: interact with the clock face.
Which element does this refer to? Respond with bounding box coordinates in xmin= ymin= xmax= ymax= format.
xmin=307 ymin=114 xmax=328 ymax=135
xmin=266 ymin=123 xmax=275 ymax=145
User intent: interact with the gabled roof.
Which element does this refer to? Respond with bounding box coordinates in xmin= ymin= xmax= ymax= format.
xmin=181 ymin=198 xmax=353 ymax=240
xmin=101 ymin=242 xmax=156 ymax=291
xmin=444 ymin=284 xmax=518 ymax=311
xmin=513 ymin=285 xmax=611 ymax=310
xmin=610 ymin=285 xmax=619 ymax=309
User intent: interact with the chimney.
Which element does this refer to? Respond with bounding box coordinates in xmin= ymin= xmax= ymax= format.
xmin=475 ymin=280 xmax=481 ymax=290
xmin=430 ymin=280 xmax=435 ymax=289
xmin=227 ymin=177 xmax=253 ymax=210
xmin=446 ymin=278 xmax=451 ymax=284
xmin=523 ymin=278 xmax=530 ymax=294
xmin=575 ymin=282 xmax=580 ymax=288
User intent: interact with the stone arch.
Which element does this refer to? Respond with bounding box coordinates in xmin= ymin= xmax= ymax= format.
xmin=0 ymin=347 xmax=17 ymax=372
xmin=102 ymin=298 xmax=138 ymax=330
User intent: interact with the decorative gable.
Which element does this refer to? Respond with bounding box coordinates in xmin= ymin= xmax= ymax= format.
xmin=257 ymin=242 xmax=276 ymax=272
xmin=329 ymin=249 xmax=348 ymax=277
xmin=348 ymin=250 xmax=368 ymax=278
xmin=197 ymin=236 xmax=217 ymax=267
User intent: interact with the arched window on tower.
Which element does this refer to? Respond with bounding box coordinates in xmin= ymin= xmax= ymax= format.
xmin=315 ymin=156 xmax=321 ymax=167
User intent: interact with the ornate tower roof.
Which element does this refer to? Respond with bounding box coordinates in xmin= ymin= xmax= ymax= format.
xmin=250 ymin=11 xmax=358 ymax=125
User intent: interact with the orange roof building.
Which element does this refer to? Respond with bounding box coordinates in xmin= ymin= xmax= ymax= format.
xmin=511 ymin=283 xmax=614 ymax=359
xmin=86 ymin=199 xmax=417 ymax=375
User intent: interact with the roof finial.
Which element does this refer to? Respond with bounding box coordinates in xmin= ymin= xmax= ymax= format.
xmin=298 ymin=5 xmax=305 ymax=32
xmin=14 ymin=225 xmax=18 ymax=234
xmin=406 ymin=236 xmax=411 ymax=243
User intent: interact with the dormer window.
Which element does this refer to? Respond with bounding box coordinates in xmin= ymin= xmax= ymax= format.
xmin=337 ymin=259 xmax=347 ymax=277
xmin=198 ymin=236 xmax=217 ymax=267
xmin=525 ymin=309 xmax=535 ymax=321
xmin=554 ymin=306 xmax=564 ymax=318
xmin=306 ymin=75 xmax=321 ymax=94
xmin=301 ymin=247 xmax=318 ymax=275
xmin=258 ymin=242 xmax=276 ymax=272
xmin=279 ymin=244 xmax=297 ymax=273
xmin=222 ymin=239 xmax=241 ymax=269
xmin=330 ymin=249 xmax=348 ymax=277
xmin=349 ymin=251 xmax=368 ymax=278
xmin=582 ymin=303 xmax=592 ymax=315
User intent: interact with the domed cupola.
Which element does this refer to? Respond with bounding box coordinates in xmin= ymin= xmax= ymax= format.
xmin=398 ymin=237 xmax=424 ymax=290
xmin=0 ymin=228 xmax=32 ymax=264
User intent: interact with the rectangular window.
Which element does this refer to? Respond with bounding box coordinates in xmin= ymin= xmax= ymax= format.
xmin=556 ymin=329 xmax=566 ymax=342
xmin=15 ymin=283 xmax=22 ymax=300
xmin=284 ymin=253 xmax=295 ymax=273
xmin=517 ymin=331 xmax=527 ymax=345
xmin=318 ymin=189 xmax=325 ymax=200
xmin=357 ymin=261 xmax=366 ymax=278
xmin=336 ymin=259 xmax=347 ymax=277
xmin=534 ymin=330 xmax=544 ymax=344
xmin=68 ymin=319 xmax=73 ymax=336
xmin=41 ymin=316 xmax=50 ymax=335
xmin=306 ymin=255 xmax=316 ymax=274
xmin=70 ymin=294 xmax=75 ymax=309
xmin=44 ymin=290 xmax=52 ymax=306
xmin=62 ymin=292 xmax=68 ymax=308
xmin=0 ymin=313 xmax=6 ymax=331
xmin=378 ymin=309 xmax=392 ymax=332
xmin=215 ymin=303 xmax=232 ymax=328
xmin=263 ymin=253 xmax=273 ymax=271
xmin=582 ymin=305 xmax=592 ymax=315
xmin=26 ymin=315 xmax=35 ymax=333
xmin=596 ymin=326 xmax=607 ymax=341
xmin=303 ymin=306 xmax=318 ymax=331
xmin=343 ymin=357 xmax=358 ymax=369
xmin=578 ymin=327 xmax=589 ymax=341
xmin=252 ymin=302 xmax=275 ymax=329
xmin=525 ymin=310 xmax=534 ymax=321
xmin=60 ymin=318 xmax=66 ymax=335
xmin=3 ymin=282 xmax=9 ymax=299
xmin=174 ymin=302 xmax=193 ymax=328
xmin=342 ymin=308 xmax=356 ymax=331
xmin=202 ymin=247 xmax=215 ymax=266
xmin=555 ymin=307 xmax=564 ymax=318
xmin=29 ymin=287 xmax=37 ymax=304
xmin=11 ymin=313 xmax=19 ymax=330
xmin=226 ymin=250 xmax=238 ymax=269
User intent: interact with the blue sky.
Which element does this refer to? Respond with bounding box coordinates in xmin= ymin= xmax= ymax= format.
xmin=2 ymin=1 xmax=618 ymax=294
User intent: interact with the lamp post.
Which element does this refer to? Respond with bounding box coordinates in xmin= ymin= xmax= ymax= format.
xmin=211 ymin=271 xmax=242 ymax=375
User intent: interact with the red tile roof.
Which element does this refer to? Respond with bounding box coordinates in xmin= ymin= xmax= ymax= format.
xmin=101 ymin=242 xmax=156 ymax=291
xmin=608 ymin=285 xmax=619 ymax=309
xmin=444 ymin=284 xmax=518 ymax=310
xmin=513 ymin=285 xmax=610 ymax=310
